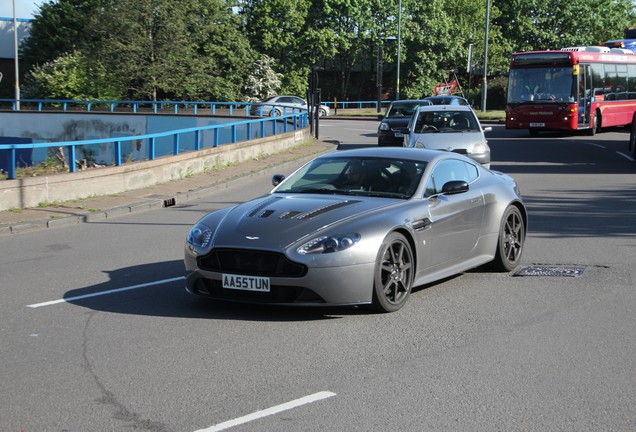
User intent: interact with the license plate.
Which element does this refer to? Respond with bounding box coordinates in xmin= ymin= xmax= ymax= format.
xmin=529 ymin=122 xmax=545 ymax=127
xmin=394 ymin=132 xmax=403 ymax=138
xmin=222 ymin=274 xmax=271 ymax=292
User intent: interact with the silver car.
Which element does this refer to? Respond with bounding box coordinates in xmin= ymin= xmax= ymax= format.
xmin=249 ymin=95 xmax=330 ymax=117
xmin=185 ymin=147 xmax=527 ymax=313
xmin=403 ymin=105 xmax=492 ymax=168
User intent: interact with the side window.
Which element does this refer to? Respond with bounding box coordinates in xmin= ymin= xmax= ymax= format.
xmin=424 ymin=159 xmax=478 ymax=197
xmin=279 ymin=97 xmax=293 ymax=103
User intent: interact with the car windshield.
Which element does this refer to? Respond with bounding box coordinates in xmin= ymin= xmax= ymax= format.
xmin=275 ymin=156 xmax=427 ymax=199
xmin=413 ymin=110 xmax=479 ymax=133
xmin=384 ymin=102 xmax=422 ymax=118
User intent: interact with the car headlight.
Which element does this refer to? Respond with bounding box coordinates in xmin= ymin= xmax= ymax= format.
xmin=378 ymin=122 xmax=390 ymax=131
xmin=472 ymin=142 xmax=490 ymax=154
xmin=186 ymin=223 xmax=213 ymax=248
xmin=298 ymin=233 xmax=361 ymax=255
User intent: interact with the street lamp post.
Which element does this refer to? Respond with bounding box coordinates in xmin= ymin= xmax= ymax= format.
xmin=12 ymin=0 xmax=20 ymax=111
xmin=481 ymin=0 xmax=490 ymax=112
xmin=396 ymin=0 xmax=402 ymax=101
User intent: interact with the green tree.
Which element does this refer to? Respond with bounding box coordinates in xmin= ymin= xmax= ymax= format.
xmin=20 ymin=0 xmax=104 ymax=73
xmin=494 ymin=0 xmax=636 ymax=53
xmin=22 ymin=51 xmax=122 ymax=100
xmin=94 ymin=0 xmax=255 ymax=101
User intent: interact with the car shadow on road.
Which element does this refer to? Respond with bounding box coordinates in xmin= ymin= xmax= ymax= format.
xmin=63 ymin=260 xmax=373 ymax=321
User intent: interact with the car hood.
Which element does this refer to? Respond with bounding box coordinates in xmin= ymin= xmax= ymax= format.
xmin=209 ymin=194 xmax=394 ymax=250
xmin=380 ymin=117 xmax=411 ymax=128
xmin=412 ymin=131 xmax=485 ymax=150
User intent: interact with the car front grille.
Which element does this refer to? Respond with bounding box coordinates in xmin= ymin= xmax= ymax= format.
xmin=197 ymin=248 xmax=307 ymax=277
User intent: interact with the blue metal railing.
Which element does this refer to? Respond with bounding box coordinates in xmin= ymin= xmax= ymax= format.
xmin=0 ymin=98 xmax=260 ymax=115
xmin=0 ymin=110 xmax=308 ymax=180
xmin=322 ymin=100 xmax=392 ymax=110
xmin=0 ymin=98 xmax=393 ymax=113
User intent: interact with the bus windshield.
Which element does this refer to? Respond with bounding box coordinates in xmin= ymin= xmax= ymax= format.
xmin=507 ymin=67 xmax=576 ymax=104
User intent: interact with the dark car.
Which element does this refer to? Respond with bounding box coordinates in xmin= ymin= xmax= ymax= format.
xmin=377 ymin=99 xmax=432 ymax=146
xmin=422 ymin=95 xmax=470 ymax=106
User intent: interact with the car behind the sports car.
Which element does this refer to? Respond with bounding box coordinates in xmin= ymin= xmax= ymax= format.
xmin=185 ymin=148 xmax=527 ymax=312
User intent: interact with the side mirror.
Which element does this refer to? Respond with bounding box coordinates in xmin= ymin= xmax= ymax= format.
xmin=272 ymin=174 xmax=285 ymax=186
xmin=377 ymin=114 xmax=384 ymax=120
xmin=441 ymin=180 xmax=469 ymax=195
xmin=483 ymin=126 xmax=492 ymax=133
xmin=397 ymin=127 xmax=410 ymax=135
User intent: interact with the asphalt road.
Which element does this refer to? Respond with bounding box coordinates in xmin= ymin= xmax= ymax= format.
xmin=1 ymin=120 xmax=635 ymax=432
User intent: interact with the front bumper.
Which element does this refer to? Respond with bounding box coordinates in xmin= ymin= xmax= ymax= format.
xmin=377 ymin=130 xmax=405 ymax=147
xmin=185 ymin=263 xmax=376 ymax=306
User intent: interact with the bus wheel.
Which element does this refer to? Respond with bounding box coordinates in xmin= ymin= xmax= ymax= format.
xmin=588 ymin=111 xmax=599 ymax=136
xmin=630 ymin=116 xmax=636 ymax=158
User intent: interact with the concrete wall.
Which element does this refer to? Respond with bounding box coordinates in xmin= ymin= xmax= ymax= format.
xmin=0 ymin=128 xmax=310 ymax=211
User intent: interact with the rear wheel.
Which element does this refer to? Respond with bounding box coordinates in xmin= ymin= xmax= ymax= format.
xmin=490 ymin=206 xmax=525 ymax=272
xmin=371 ymin=232 xmax=414 ymax=313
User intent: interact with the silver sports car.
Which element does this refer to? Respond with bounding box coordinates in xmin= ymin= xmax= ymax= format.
xmin=184 ymin=147 xmax=527 ymax=312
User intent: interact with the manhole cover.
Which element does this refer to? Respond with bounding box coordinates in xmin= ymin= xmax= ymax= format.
xmin=514 ymin=265 xmax=586 ymax=277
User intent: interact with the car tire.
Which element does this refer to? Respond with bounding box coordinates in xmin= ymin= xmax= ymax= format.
xmin=371 ymin=232 xmax=414 ymax=312
xmin=489 ymin=205 xmax=525 ymax=272
xmin=318 ymin=108 xmax=327 ymax=117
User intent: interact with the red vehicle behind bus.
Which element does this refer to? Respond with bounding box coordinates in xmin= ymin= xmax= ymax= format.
xmin=505 ymin=46 xmax=636 ymax=136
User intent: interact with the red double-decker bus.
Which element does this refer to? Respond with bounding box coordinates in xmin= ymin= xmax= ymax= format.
xmin=505 ymin=46 xmax=636 ymax=136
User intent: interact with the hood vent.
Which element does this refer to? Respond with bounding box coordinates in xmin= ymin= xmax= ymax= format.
xmin=297 ymin=200 xmax=359 ymax=220
xmin=279 ymin=211 xmax=302 ymax=219
xmin=247 ymin=197 xmax=282 ymax=217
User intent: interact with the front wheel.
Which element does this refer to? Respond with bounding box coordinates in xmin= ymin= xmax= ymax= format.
xmin=490 ymin=205 xmax=525 ymax=272
xmin=318 ymin=108 xmax=327 ymax=117
xmin=587 ymin=111 xmax=599 ymax=136
xmin=371 ymin=232 xmax=414 ymax=313
xmin=629 ymin=115 xmax=636 ymax=158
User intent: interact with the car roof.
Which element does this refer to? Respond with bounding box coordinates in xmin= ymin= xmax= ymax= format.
xmin=414 ymin=104 xmax=474 ymax=113
xmin=315 ymin=146 xmax=466 ymax=164
xmin=423 ymin=95 xmax=469 ymax=105
xmin=388 ymin=99 xmax=432 ymax=106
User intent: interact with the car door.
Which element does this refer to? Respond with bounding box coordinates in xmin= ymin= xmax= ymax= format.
xmin=417 ymin=159 xmax=485 ymax=270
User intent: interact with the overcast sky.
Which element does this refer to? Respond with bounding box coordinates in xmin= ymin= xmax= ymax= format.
xmin=0 ymin=0 xmax=47 ymax=19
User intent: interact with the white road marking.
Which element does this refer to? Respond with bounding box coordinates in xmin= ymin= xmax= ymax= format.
xmin=584 ymin=142 xmax=606 ymax=149
xmin=194 ymin=391 xmax=337 ymax=432
xmin=26 ymin=276 xmax=185 ymax=308
xmin=616 ymin=151 xmax=635 ymax=161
